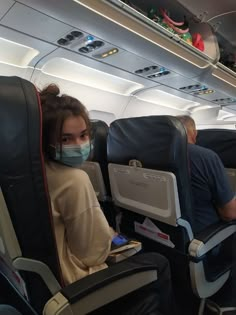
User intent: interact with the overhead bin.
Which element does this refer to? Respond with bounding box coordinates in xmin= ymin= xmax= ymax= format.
xmin=203 ymin=63 xmax=236 ymax=99
xmin=75 ymin=0 xmax=236 ymax=99
xmin=0 ymin=24 xmax=56 ymax=79
xmin=177 ymin=0 xmax=236 ymax=50
xmin=76 ymin=0 xmax=213 ymax=78
xmin=175 ymin=0 xmax=236 ymax=97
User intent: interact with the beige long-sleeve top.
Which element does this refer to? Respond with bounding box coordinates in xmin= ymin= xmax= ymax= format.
xmin=45 ymin=161 xmax=112 ymax=285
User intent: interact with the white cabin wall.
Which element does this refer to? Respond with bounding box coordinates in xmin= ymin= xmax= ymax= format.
xmin=0 ymin=63 xmax=33 ymax=80
xmin=33 ymin=69 xmax=189 ymax=122
xmin=191 ymin=106 xmax=220 ymax=122
xmin=122 ymin=97 xmax=188 ymax=118
xmin=89 ymin=110 xmax=116 ymax=125
xmin=197 ymin=124 xmax=236 ymax=130
xmin=32 ymin=71 xmax=131 ymax=121
xmin=1 ymin=60 xmax=236 ymax=129
xmin=192 ymin=107 xmax=236 ymax=130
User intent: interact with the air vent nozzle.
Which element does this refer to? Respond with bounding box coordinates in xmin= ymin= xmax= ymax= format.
xmin=179 ymin=84 xmax=214 ymax=95
xmin=57 ymin=30 xmax=83 ymax=46
xmin=135 ymin=65 xmax=170 ymax=78
xmin=212 ymin=98 xmax=236 ymax=105
xmin=179 ymin=84 xmax=206 ymax=92
xmin=147 ymin=70 xmax=170 ymax=78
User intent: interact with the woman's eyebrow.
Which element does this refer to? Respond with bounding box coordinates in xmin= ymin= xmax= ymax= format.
xmin=62 ymin=129 xmax=88 ymax=137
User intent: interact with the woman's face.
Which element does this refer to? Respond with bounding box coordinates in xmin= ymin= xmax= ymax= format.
xmin=60 ymin=115 xmax=89 ymax=146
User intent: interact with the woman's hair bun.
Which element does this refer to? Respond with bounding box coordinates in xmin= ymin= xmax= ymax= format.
xmin=40 ymin=84 xmax=60 ymax=97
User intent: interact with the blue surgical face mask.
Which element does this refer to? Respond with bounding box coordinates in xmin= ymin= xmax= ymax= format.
xmin=54 ymin=141 xmax=91 ymax=167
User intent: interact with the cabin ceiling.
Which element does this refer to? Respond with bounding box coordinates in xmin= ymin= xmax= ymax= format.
xmin=0 ymin=0 xmax=236 ymax=126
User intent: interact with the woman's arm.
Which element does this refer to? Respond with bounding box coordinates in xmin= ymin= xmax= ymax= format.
xmin=61 ymin=170 xmax=113 ymax=266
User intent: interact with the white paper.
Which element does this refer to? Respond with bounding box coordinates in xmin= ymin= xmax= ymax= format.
xmin=134 ymin=218 xmax=175 ymax=248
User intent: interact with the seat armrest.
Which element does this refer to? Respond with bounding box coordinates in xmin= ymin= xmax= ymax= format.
xmin=43 ymin=254 xmax=158 ymax=314
xmin=189 ymin=220 xmax=236 ymax=258
xmin=62 ymin=260 xmax=157 ymax=304
xmin=196 ymin=220 xmax=236 ymax=243
xmin=44 ymin=261 xmax=157 ymax=315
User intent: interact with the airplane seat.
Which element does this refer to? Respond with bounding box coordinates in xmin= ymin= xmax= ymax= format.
xmin=80 ymin=119 xmax=116 ymax=227
xmin=107 ymin=115 xmax=194 ymax=252
xmin=0 ymin=76 xmax=62 ymax=312
xmin=107 ymin=115 xmax=236 ymax=314
xmin=0 ymin=259 xmax=37 ymax=315
xmin=90 ymin=119 xmax=110 ymax=196
xmin=197 ymin=129 xmax=236 ymax=192
xmin=0 ymin=305 xmax=23 ymax=315
xmin=0 ymin=76 xmax=162 ymax=315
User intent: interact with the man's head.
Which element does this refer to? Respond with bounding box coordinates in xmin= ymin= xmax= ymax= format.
xmin=176 ymin=115 xmax=197 ymax=144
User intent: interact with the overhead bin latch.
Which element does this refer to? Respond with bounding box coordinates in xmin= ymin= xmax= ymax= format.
xmin=211 ymin=21 xmax=222 ymax=33
xmin=194 ymin=11 xmax=208 ymax=23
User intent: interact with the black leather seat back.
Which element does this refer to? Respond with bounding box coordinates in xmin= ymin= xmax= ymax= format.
xmin=90 ymin=120 xmax=110 ymax=195
xmin=197 ymin=129 xmax=236 ymax=168
xmin=0 ymin=76 xmax=62 ymax=311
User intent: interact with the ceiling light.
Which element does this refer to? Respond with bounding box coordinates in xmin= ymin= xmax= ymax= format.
xmin=94 ymin=48 xmax=119 ymax=59
xmin=213 ymin=98 xmax=236 ymax=105
xmin=135 ymin=89 xmax=198 ymax=110
xmin=193 ymin=89 xmax=214 ymax=96
xmin=0 ymin=37 xmax=39 ymax=67
xmin=41 ymin=57 xmax=144 ymax=95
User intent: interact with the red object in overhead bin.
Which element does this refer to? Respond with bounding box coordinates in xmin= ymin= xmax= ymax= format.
xmin=192 ymin=33 xmax=205 ymax=51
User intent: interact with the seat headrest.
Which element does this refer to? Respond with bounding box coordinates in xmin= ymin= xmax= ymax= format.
xmin=108 ymin=115 xmax=186 ymax=169
xmin=0 ymin=76 xmax=40 ymax=175
xmin=90 ymin=120 xmax=109 ymax=164
xmin=197 ymin=129 xmax=236 ymax=168
xmin=90 ymin=120 xmax=110 ymax=195
xmin=107 ymin=115 xmax=193 ymax=224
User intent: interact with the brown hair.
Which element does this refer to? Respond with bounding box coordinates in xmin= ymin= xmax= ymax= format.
xmin=39 ymin=84 xmax=91 ymax=159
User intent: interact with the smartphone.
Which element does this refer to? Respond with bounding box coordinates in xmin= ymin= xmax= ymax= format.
xmin=111 ymin=234 xmax=129 ymax=250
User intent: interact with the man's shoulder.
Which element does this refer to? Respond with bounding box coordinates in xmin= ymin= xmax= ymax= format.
xmin=188 ymin=143 xmax=217 ymax=159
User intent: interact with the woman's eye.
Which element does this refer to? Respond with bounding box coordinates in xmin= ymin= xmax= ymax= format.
xmin=62 ymin=137 xmax=69 ymax=143
xmin=81 ymin=133 xmax=88 ymax=139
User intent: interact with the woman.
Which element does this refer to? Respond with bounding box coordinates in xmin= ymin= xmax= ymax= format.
xmin=40 ymin=84 xmax=113 ymax=285
xmin=39 ymin=84 xmax=177 ymax=315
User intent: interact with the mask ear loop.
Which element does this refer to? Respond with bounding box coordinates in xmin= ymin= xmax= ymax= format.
xmin=87 ymin=139 xmax=94 ymax=161
xmin=88 ymin=125 xmax=95 ymax=161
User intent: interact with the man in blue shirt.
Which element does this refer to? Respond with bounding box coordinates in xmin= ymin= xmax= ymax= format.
xmin=176 ymin=115 xmax=236 ymax=233
xmin=177 ymin=115 xmax=236 ymax=309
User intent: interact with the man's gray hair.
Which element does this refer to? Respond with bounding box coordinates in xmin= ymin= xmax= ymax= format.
xmin=176 ymin=115 xmax=196 ymax=130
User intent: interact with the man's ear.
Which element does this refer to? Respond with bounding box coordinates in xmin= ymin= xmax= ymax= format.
xmin=193 ymin=129 xmax=198 ymax=143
